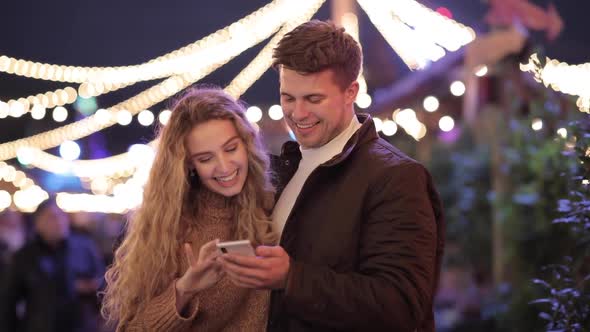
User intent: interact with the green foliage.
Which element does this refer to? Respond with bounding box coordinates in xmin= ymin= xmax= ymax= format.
xmin=426 ymin=86 xmax=586 ymax=330
xmin=529 ymin=118 xmax=590 ymax=331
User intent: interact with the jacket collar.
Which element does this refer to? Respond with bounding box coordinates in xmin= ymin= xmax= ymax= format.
xmin=279 ymin=113 xmax=377 ymax=167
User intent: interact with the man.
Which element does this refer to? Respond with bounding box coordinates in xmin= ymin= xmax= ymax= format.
xmin=0 ymin=198 xmax=105 ymax=332
xmin=220 ymin=20 xmax=445 ymax=331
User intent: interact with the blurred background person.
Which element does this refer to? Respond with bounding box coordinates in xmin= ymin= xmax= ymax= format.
xmin=0 ymin=209 xmax=26 ymax=272
xmin=0 ymin=197 xmax=105 ymax=332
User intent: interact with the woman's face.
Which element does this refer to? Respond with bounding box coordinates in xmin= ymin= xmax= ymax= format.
xmin=186 ymin=119 xmax=249 ymax=197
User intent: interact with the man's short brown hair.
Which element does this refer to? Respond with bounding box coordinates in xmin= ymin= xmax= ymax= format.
xmin=272 ymin=20 xmax=362 ymax=90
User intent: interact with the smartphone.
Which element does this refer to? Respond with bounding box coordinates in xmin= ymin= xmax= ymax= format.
xmin=216 ymin=240 xmax=256 ymax=257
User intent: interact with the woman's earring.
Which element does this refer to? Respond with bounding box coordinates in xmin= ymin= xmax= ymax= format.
xmin=189 ymin=168 xmax=199 ymax=187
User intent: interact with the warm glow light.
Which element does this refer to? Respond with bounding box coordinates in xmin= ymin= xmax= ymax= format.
xmin=381 ymin=120 xmax=398 ymax=136
xmin=59 ymin=140 xmax=81 ymax=161
xmin=0 ymin=101 xmax=9 ymax=118
xmin=117 ymin=110 xmax=132 ymax=126
xmin=450 ymin=81 xmax=466 ymax=96
xmin=423 ymin=96 xmax=439 ymax=112
xmin=373 ymin=117 xmax=383 ymax=132
xmin=0 ymin=0 xmax=326 ymax=175
xmin=9 ymin=101 xmax=25 ymax=117
xmin=439 ymin=115 xmax=455 ymax=132
xmin=532 ymin=118 xmax=543 ymax=131
xmin=95 ymin=108 xmax=111 ymax=124
xmin=0 ymin=190 xmax=11 ymax=210
xmin=158 ymin=110 xmax=172 ymax=125
xmin=16 ymin=147 xmax=35 ymax=166
xmin=394 ymin=108 xmax=417 ymax=125
xmin=475 ymin=65 xmax=488 ymax=77
xmin=268 ymin=105 xmax=283 ymax=120
xmin=52 ymin=106 xmax=68 ymax=122
xmin=137 ymin=110 xmax=155 ymax=126
xmin=246 ymin=106 xmax=263 ymax=123
xmin=521 ymin=53 xmax=590 ymax=113
xmin=31 ymin=104 xmax=46 ymax=119
xmin=557 ymin=128 xmax=567 ymax=138
xmin=355 ymin=93 xmax=372 ymax=109
xmin=357 ymin=0 xmax=475 ymax=69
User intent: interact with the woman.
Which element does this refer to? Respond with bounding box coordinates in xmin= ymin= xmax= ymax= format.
xmin=101 ymin=87 xmax=277 ymax=331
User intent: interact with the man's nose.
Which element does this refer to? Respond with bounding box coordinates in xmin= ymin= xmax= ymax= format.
xmin=290 ymin=101 xmax=309 ymax=121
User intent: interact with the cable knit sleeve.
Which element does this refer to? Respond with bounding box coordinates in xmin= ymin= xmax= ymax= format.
xmin=118 ymin=279 xmax=199 ymax=331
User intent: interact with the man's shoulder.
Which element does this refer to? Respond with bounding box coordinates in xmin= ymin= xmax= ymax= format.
xmin=357 ymin=137 xmax=419 ymax=170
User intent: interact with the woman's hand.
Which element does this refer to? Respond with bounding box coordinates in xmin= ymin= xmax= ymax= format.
xmin=175 ymin=239 xmax=224 ymax=313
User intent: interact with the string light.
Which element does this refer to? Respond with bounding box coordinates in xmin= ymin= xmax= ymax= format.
xmin=31 ymin=104 xmax=46 ymax=119
xmin=59 ymin=140 xmax=81 ymax=161
xmin=224 ymin=0 xmax=325 ymax=98
xmin=137 ymin=110 xmax=155 ymax=126
xmin=450 ymin=81 xmax=466 ymax=96
xmin=0 ymin=0 xmax=316 ymax=125
xmin=0 ymin=162 xmax=48 ymax=212
xmin=358 ymin=0 xmax=474 ymax=69
xmin=0 ymin=2 xmax=289 ymax=161
xmin=116 ymin=110 xmax=133 ymax=126
xmin=0 ymin=101 xmax=9 ymax=118
xmin=246 ymin=106 xmax=263 ymax=123
xmin=392 ymin=108 xmax=428 ymax=140
xmin=358 ymin=0 xmax=439 ymax=69
xmin=381 ymin=120 xmax=398 ymax=136
xmin=475 ymin=65 xmax=488 ymax=77
xmin=158 ymin=109 xmax=172 ymax=125
xmin=439 ymin=115 xmax=455 ymax=132
xmin=0 ymin=0 xmax=324 ymax=183
xmin=373 ymin=117 xmax=383 ymax=132
xmin=0 ymin=0 xmax=304 ymax=88
xmin=52 ymin=106 xmax=68 ymax=122
xmin=268 ymin=105 xmax=284 ymax=120
xmin=8 ymin=100 xmax=26 ymax=117
xmin=382 ymin=0 xmax=475 ymax=51
xmin=0 ymin=190 xmax=11 ymax=211
xmin=531 ymin=118 xmax=543 ymax=131
xmin=521 ymin=53 xmax=590 ymax=113
xmin=423 ymin=96 xmax=439 ymax=112
xmin=0 ymin=87 xmax=77 ymax=119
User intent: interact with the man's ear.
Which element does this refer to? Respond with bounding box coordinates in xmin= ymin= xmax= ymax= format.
xmin=345 ymin=81 xmax=359 ymax=105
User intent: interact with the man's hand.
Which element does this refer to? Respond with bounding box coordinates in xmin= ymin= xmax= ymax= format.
xmin=219 ymin=245 xmax=290 ymax=289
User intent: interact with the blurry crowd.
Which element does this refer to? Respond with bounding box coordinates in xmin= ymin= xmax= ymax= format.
xmin=0 ymin=200 xmax=124 ymax=332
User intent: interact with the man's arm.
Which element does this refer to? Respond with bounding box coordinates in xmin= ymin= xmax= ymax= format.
xmin=222 ymin=162 xmax=439 ymax=330
xmin=282 ymin=162 xmax=438 ymax=330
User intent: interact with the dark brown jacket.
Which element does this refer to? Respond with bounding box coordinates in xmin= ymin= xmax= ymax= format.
xmin=267 ymin=115 xmax=445 ymax=332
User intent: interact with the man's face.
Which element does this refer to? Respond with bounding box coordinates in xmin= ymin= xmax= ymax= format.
xmin=279 ymin=67 xmax=358 ymax=149
xmin=35 ymin=204 xmax=70 ymax=244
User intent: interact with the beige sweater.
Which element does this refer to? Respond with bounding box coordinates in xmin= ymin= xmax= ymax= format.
xmin=120 ymin=190 xmax=270 ymax=331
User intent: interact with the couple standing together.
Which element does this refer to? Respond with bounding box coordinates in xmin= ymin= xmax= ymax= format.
xmin=102 ymin=20 xmax=445 ymax=332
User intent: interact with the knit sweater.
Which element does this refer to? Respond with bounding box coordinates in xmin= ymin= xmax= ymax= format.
xmin=120 ymin=189 xmax=270 ymax=331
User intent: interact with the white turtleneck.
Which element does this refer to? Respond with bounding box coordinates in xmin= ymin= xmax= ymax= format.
xmin=272 ymin=115 xmax=362 ymax=235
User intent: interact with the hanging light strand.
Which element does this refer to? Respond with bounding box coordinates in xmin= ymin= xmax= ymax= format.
xmin=0 ymin=0 xmax=299 ymax=86
xmin=0 ymin=1 xmax=309 ymax=161
xmin=521 ymin=53 xmax=590 ymax=113
xmin=6 ymin=0 xmax=325 ymax=181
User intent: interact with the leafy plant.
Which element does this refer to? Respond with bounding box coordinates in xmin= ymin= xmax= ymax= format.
xmin=529 ymin=118 xmax=590 ymax=331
